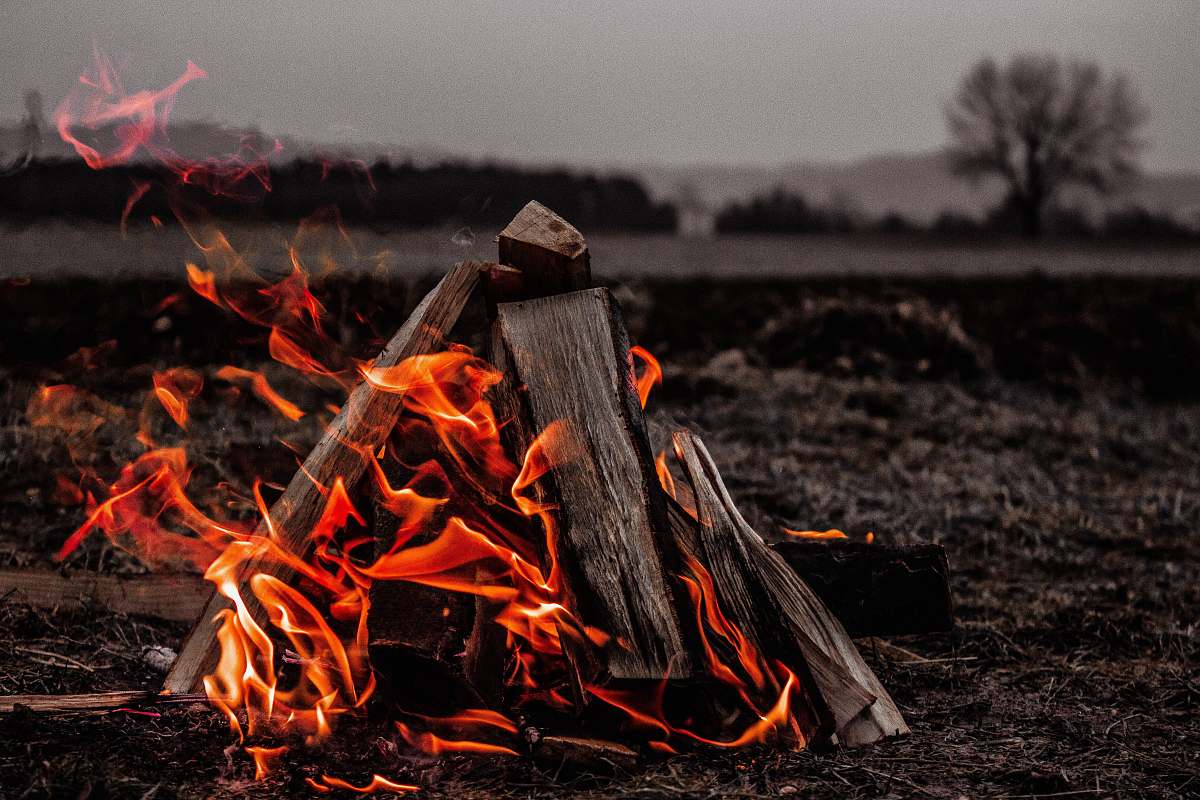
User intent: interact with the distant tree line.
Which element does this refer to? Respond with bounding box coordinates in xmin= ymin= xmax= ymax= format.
xmin=715 ymin=186 xmax=1199 ymax=243
xmin=0 ymin=158 xmax=678 ymax=232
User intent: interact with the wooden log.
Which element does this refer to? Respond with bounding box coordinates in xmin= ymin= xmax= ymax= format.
xmin=770 ymin=541 xmax=952 ymax=638
xmin=532 ymin=734 xmax=638 ymax=773
xmin=463 ymin=203 xmax=597 ymax=702
xmin=494 ymin=201 xmax=591 ymax=301
xmin=0 ymin=690 xmax=208 ymax=714
xmin=164 ymin=262 xmax=482 ymax=695
xmin=371 ymin=203 xmax=591 ymax=688
xmin=492 ymin=288 xmax=692 ymax=683
xmin=665 ymin=467 xmax=952 ymax=637
xmin=0 ymin=548 xmax=946 ymax=640
xmin=671 ymin=431 xmax=909 ymax=747
xmin=0 ymin=569 xmax=207 ymax=623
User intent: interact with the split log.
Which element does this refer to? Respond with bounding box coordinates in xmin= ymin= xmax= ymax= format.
xmin=0 ymin=569 xmax=208 ymax=623
xmin=770 ymin=541 xmax=952 ymax=638
xmin=491 ymin=288 xmax=692 ymax=683
xmin=494 ymin=200 xmax=591 ymax=301
xmin=164 ymin=262 xmax=482 ymax=695
xmin=468 ymin=202 xmax=592 ymax=701
xmin=671 ymin=431 xmax=908 ymax=746
xmin=369 ymin=202 xmax=594 ymax=699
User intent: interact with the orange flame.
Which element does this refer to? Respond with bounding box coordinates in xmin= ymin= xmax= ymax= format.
xmin=151 ymin=367 xmax=204 ymax=429
xmin=245 ymin=744 xmax=287 ymax=780
xmin=215 ymin=365 xmax=304 ymax=421
xmin=305 ymin=774 xmax=418 ymax=794
xmin=396 ymin=723 xmax=519 ymax=757
xmin=781 ymin=528 xmax=848 ymax=540
xmin=630 ymin=345 xmax=662 ymax=409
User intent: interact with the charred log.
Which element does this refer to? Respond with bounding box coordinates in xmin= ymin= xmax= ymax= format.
xmin=771 ymin=540 xmax=952 ymax=638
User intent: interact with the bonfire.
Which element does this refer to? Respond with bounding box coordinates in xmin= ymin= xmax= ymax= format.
xmin=1 ymin=54 xmax=955 ymax=793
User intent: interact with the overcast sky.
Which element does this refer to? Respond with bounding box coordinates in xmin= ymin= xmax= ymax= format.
xmin=2 ymin=1 xmax=1197 ymax=171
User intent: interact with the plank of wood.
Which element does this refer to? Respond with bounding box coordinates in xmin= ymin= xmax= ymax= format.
xmin=0 ymin=569 xmax=208 ymax=623
xmin=0 ymin=546 xmax=948 ymax=641
xmin=770 ymin=540 xmax=952 ymax=638
xmin=671 ymin=431 xmax=909 ymax=747
xmin=493 ymin=288 xmax=691 ymax=682
xmin=533 ymin=735 xmax=638 ymax=773
xmin=0 ymin=690 xmax=152 ymax=714
xmin=164 ymin=261 xmax=482 ymax=695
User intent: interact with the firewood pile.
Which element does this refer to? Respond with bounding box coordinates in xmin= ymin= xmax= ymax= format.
xmin=1 ymin=202 xmax=952 ymax=771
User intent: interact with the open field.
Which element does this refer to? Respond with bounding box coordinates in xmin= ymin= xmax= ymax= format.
xmin=0 ymin=267 xmax=1198 ymax=798
xmin=3 ymin=221 xmax=1200 ymax=280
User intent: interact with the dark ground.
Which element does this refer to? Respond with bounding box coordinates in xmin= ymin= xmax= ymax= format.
xmin=1 ymin=272 xmax=1197 ymax=798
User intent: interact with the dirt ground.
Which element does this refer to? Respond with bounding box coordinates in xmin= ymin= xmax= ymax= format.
xmin=1 ymin=272 xmax=1197 ymax=798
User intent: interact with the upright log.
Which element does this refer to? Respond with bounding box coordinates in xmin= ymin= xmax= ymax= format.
xmin=465 ymin=203 xmax=595 ymax=702
xmin=671 ymin=431 xmax=909 ymax=746
xmin=164 ymin=262 xmax=481 ymax=695
xmin=492 ymin=289 xmax=692 ymax=683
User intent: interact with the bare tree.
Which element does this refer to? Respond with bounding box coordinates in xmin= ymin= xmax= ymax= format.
xmin=946 ymin=53 xmax=1146 ymax=238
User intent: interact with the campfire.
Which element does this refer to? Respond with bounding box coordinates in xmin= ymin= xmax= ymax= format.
xmin=0 ymin=55 xmax=954 ymax=792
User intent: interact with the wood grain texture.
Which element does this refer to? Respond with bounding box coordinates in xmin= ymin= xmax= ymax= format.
xmin=494 ymin=288 xmax=690 ymax=682
xmin=164 ymin=262 xmax=482 ymax=695
xmin=671 ymin=431 xmax=909 ymax=746
xmin=667 ymin=447 xmax=951 ymax=638
xmin=0 ymin=690 xmax=209 ymax=714
xmin=0 ymin=569 xmax=207 ymax=623
xmin=495 ymin=201 xmax=591 ymax=301
xmin=771 ymin=541 xmax=952 ymax=637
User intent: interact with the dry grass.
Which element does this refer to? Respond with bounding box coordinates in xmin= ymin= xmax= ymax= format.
xmin=0 ymin=274 xmax=1197 ymax=798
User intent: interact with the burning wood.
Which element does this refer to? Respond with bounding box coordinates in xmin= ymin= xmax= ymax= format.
xmin=162 ymin=261 xmax=481 ymax=695
xmin=491 ymin=288 xmax=694 ymax=685
xmin=5 ymin=198 xmax=931 ymax=785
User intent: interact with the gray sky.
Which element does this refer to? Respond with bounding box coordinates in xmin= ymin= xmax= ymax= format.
xmin=2 ymin=1 xmax=1197 ymax=171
